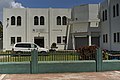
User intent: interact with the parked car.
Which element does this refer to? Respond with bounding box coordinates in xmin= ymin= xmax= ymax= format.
xmin=12 ymin=42 xmax=49 ymax=54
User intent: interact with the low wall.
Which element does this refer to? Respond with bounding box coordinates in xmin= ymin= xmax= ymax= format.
xmin=102 ymin=60 xmax=120 ymax=71
xmin=0 ymin=62 xmax=30 ymax=74
xmin=38 ymin=61 xmax=96 ymax=73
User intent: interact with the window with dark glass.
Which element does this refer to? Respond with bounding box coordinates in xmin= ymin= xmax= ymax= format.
xmin=11 ymin=16 xmax=15 ymax=25
xmin=34 ymin=16 xmax=39 ymax=25
xmin=40 ymin=16 xmax=44 ymax=25
xmin=63 ymin=36 xmax=67 ymax=44
xmin=117 ymin=32 xmax=120 ymax=42
xmin=62 ymin=16 xmax=67 ymax=25
xmin=116 ymin=4 xmax=119 ymax=16
xmin=17 ymin=37 xmax=21 ymax=42
xmin=105 ymin=10 xmax=107 ymax=20
xmin=17 ymin=16 xmax=21 ymax=26
xmin=103 ymin=35 xmax=105 ymax=43
xmin=114 ymin=33 xmax=117 ymax=42
xmin=57 ymin=36 xmax=61 ymax=43
xmin=102 ymin=11 xmax=104 ymax=21
xmin=113 ymin=5 xmax=116 ymax=17
xmin=57 ymin=16 xmax=61 ymax=25
xmin=11 ymin=37 xmax=15 ymax=45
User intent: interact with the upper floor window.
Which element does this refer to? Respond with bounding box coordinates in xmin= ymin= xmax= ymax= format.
xmin=17 ymin=16 xmax=21 ymax=26
xmin=62 ymin=16 xmax=67 ymax=25
xmin=105 ymin=10 xmax=107 ymax=20
xmin=57 ymin=16 xmax=61 ymax=25
xmin=116 ymin=4 xmax=119 ymax=16
xmin=113 ymin=5 xmax=116 ymax=17
xmin=34 ymin=16 xmax=39 ymax=25
xmin=102 ymin=11 xmax=104 ymax=21
xmin=40 ymin=16 xmax=44 ymax=25
xmin=11 ymin=16 xmax=15 ymax=25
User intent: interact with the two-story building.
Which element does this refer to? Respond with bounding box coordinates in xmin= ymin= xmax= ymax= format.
xmin=3 ymin=8 xmax=71 ymax=50
xmin=100 ymin=0 xmax=120 ymax=51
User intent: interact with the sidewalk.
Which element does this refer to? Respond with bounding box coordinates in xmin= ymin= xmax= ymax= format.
xmin=1 ymin=71 xmax=120 ymax=80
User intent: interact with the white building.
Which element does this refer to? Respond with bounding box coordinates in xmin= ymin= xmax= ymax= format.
xmin=67 ymin=4 xmax=100 ymax=50
xmin=100 ymin=0 xmax=120 ymax=51
xmin=3 ymin=8 xmax=71 ymax=50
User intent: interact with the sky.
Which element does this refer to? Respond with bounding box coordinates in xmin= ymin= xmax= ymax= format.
xmin=0 ymin=0 xmax=104 ymax=21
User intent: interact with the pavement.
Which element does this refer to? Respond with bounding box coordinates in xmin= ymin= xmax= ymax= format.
xmin=1 ymin=71 xmax=120 ymax=80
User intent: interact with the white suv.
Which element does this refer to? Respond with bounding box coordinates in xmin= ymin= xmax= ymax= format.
xmin=12 ymin=42 xmax=49 ymax=53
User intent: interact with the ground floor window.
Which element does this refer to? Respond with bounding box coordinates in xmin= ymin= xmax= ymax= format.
xmin=103 ymin=34 xmax=108 ymax=43
xmin=57 ymin=36 xmax=67 ymax=44
xmin=11 ymin=37 xmax=15 ymax=45
xmin=57 ymin=36 xmax=61 ymax=44
xmin=17 ymin=37 xmax=21 ymax=42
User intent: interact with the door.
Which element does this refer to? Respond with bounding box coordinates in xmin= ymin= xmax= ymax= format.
xmin=34 ymin=37 xmax=44 ymax=47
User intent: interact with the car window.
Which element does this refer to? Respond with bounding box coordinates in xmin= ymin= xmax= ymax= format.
xmin=15 ymin=43 xmax=31 ymax=48
xmin=31 ymin=44 xmax=37 ymax=48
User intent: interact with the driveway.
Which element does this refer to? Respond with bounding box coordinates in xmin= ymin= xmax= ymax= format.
xmin=1 ymin=71 xmax=120 ymax=80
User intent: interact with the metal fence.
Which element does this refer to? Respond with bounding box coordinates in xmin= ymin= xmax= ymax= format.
xmin=0 ymin=50 xmax=97 ymax=62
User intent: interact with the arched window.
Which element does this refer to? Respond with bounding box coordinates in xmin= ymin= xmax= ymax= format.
xmin=40 ymin=16 xmax=44 ymax=25
xmin=102 ymin=11 xmax=104 ymax=21
xmin=57 ymin=16 xmax=61 ymax=25
xmin=113 ymin=5 xmax=116 ymax=17
xmin=34 ymin=16 xmax=39 ymax=25
xmin=11 ymin=16 xmax=15 ymax=25
xmin=17 ymin=16 xmax=21 ymax=26
xmin=62 ymin=16 xmax=67 ymax=25
xmin=116 ymin=4 xmax=119 ymax=16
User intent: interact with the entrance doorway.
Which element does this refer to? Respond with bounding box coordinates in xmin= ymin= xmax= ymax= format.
xmin=34 ymin=37 xmax=44 ymax=48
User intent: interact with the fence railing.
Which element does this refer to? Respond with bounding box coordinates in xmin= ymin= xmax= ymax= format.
xmin=0 ymin=50 xmax=97 ymax=62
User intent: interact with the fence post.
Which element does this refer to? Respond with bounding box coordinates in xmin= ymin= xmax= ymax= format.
xmin=96 ymin=48 xmax=102 ymax=72
xmin=31 ymin=50 xmax=38 ymax=74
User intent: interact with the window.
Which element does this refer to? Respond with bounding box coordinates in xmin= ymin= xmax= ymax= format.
xmin=105 ymin=10 xmax=107 ymax=20
xmin=40 ymin=16 xmax=44 ymax=25
xmin=57 ymin=36 xmax=61 ymax=43
xmin=103 ymin=35 xmax=105 ymax=43
xmin=34 ymin=16 xmax=39 ymax=25
xmin=116 ymin=4 xmax=119 ymax=16
xmin=57 ymin=16 xmax=61 ymax=25
xmin=17 ymin=37 xmax=21 ymax=42
xmin=114 ymin=33 xmax=117 ymax=42
xmin=15 ymin=44 xmax=31 ymax=48
xmin=11 ymin=16 xmax=15 ymax=25
xmin=102 ymin=11 xmax=104 ymax=21
xmin=105 ymin=34 xmax=108 ymax=43
xmin=113 ymin=5 xmax=116 ymax=17
xmin=17 ymin=16 xmax=21 ymax=26
xmin=117 ymin=32 xmax=120 ymax=42
xmin=63 ymin=36 xmax=67 ymax=44
xmin=103 ymin=34 xmax=108 ymax=43
xmin=62 ymin=16 xmax=67 ymax=25
xmin=11 ymin=37 xmax=15 ymax=45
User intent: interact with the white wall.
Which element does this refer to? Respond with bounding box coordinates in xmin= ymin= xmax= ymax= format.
xmin=3 ymin=8 xmax=27 ymax=50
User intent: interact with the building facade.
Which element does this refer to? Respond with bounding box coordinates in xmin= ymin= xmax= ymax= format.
xmin=3 ymin=8 xmax=71 ymax=50
xmin=67 ymin=4 xmax=100 ymax=50
xmin=100 ymin=0 xmax=120 ymax=51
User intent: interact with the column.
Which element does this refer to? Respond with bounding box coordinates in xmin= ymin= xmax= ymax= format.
xmin=72 ymin=34 xmax=75 ymax=50
xmin=89 ymin=34 xmax=92 ymax=46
